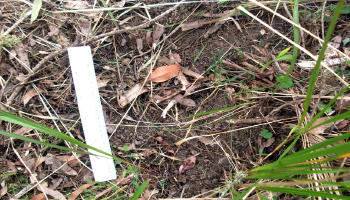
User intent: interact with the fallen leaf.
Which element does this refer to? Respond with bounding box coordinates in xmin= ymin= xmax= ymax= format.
xmin=169 ymin=52 xmax=182 ymax=64
xmin=14 ymin=126 xmax=32 ymax=135
xmin=196 ymin=135 xmax=215 ymax=146
xmin=23 ymin=88 xmax=38 ymax=105
xmin=118 ymin=84 xmax=148 ymax=108
xmin=30 ymin=193 xmax=45 ymax=200
xmin=308 ymin=117 xmax=332 ymax=135
xmin=136 ymin=38 xmax=143 ymax=53
xmin=176 ymin=71 xmax=190 ymax=90
xmin=204 ymin=20 xmax=226 ymax=38
xmin=263 ymin=137 xmax=275 ymax=148
xmin=174 ymin=95 xmax=196 ymax=107
xmin=152 ymin=23 xmax=164 ymax=47
xmin=68 ymin=183 xmax=93 ymax=200
xmin=148 ymin=64 xmax=181 ymax=83
xmin=45 ymin=154 xmax=78 ymax=176
xmin=56 ymin=155 xmax=80 ymax=167
xmin=97 ymin=75 xmax=110 ymax=88
xmin=181 ymin=20 xmax=206 ymax=31
xmin=179 ymin=155 xmax=196 ymax=175
xmin=157 ymin=56 xmax=173 ymax=65
xmin=121 ymin=58 xmax=131 ymax=66
xmin=114 ymin=0 xmax=125 ymax=7
xmin=63 ymin=0 xmax=90 ymax=9
xmin=37 ymin=182 xmax=66 ymax=200
xmin=182 ymin=68 xmax=204 ymax=80
xmin=145 ymin=31 xmax=152 ymax=46
xmin=14 ymin=43 xmax=31 ymax=69
xmin=0 ymin=181 xmax=7 ymax=198
xmin=78 ymin=18 xmax=91 ymax=37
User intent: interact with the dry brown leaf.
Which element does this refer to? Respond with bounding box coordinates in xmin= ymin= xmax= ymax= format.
xmin=179 ymin=155 xmax=196 ymax=175
xmin=136 ymin=38 xmax=143 ymax=53
xmin=174 ymin=95 xmax=196 ymax=107
xmin=152 ymin=23 xmax=164 ymax=46
xmin=68 ymin=183 xmax=93 ymax=200
xmin=157 ymin=56 xmax=173 ymax=65
xmin=181 ymin=20 xmax=206 ymax=31
xmin=63 ymin=0 xmax=90 ymax=9
xmin=0 ymin=181 xmax=7 ymax=198
xmin=145 ymin=31 xmax=152 ymax=46
xmin=14 ymin=126 xmax=32 ymax=136
xmin=37 ymin=182 xmax=66 ymax=200
xmin=148 ymin=64 xmax=181 ymax=83
xmin=176 ymin=71 xmax=190 ymax=90
xmin=114 ymin=0 xmax=125 ymax=7
xmin=196 ymin=136 xmax=215 ymax=146
xmin=182 ymin=68 xmax=204 ymax=79
xmin=118 ymin=84 xmax=148 ymax=108
xmin=45 ymin=154 xmax=78 ymax=176
xmin=30 ymin=193 xmax=45 ymax=200
xmin=97 ymin=75 xmax=110 ymax=88
xmin=23 ymin=88 xmax=38 ymax=105
xmin=308 ymin=117 xmax=332 ymax=135
xmin=169 ymin=52 xmax=182 ymax=64
xmin=56 ymin=155 xmax=80 ymax=167
xmin=204 ymin=20 xmax=226 ymax=38
xmin=78 ymin=19 xmax=91 ymax=37
xmin=263 ymin=137 xmax=275 ymax=148
xmin=14 ymin=43 xmax=31 ymax=69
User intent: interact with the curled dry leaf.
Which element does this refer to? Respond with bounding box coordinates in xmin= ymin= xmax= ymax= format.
xmin=30 ymin=193 xmax=45 ymax=200
xmin=204 ymin=20 xmax=226 ymax=38
xmin=63 ymin=0 xmax=90 ymax=9
xmin=179 ymin=155 xmax=196 ymax=175
xmin=148 ymin=64 xmax=181 ymax=83
xmin=182 ymin=68 xmax=204 ymax=80
xmin=45 ymin=154 xmax=77 ymax=176
xmin=136 ymin=38 xmax=143 ymax=53
xmin=174 ymin=95 xmax=196 ymax=107
xmin=23 ymin=88 xmax=38 ymax=105
xmin=176 ymin=71 xmax=190 ymax=90
xmin=308 ymin=117 xmax=332 ymax=135
xmin=37 ymin=182 xmax=66 ymax=200
xmin=152 ymin=23 xmax=164 ymax=47
xmin=118 ymin=84 xmax=148 ymax=108
xmin=68 ymin=183 xmax=93 ymax=200
xmin=0 ymin=181 xmax=7 ymax=199
xmin=169 ymin=52 xmax=182 ymax=64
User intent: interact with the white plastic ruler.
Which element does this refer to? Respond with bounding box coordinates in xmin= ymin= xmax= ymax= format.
xmin=68 ymin=46 xmax=116 ymax=182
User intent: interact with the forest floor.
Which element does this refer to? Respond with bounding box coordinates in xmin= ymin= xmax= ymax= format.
xmin=1 ymin=0 xmax=350 ymax=199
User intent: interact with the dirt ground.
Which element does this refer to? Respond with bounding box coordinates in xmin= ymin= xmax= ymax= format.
xmin=1 ymin=0 xmax=350 ymax=199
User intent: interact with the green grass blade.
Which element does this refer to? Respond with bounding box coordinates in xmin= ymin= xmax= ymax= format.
xmin=298 ymin=0 xmax=345 ymax=127
xmin=233 ymin=179 xmax=261 ymax=200
xmin=308 ymin=111 xmax=350 ymax=132
xmin=248 ymin=168 xmax=350 ymax=179
xmin=258 ymin=186 xmax=350 ymax=199
xmin=129 ymin=181 xmax=149 ymax=200
xmin=250 ymin=132 xmax=350 ymax=172
xmin=99 ymin=0 xmax=119 ymax=29
xmin=287 ymin=0 xmax=300 ymax=75
xmin=0 ymin=110 xmax=124 ymax=163
xmin=301 ymin=86 xmax=350 ymax=133
xmin=0 ymin=129 xmax=91 ymax=156
xmin=280 ymin=0 xmax=346 ymax=158
xmin=31 ymin=0 xmax=42 ymax=23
